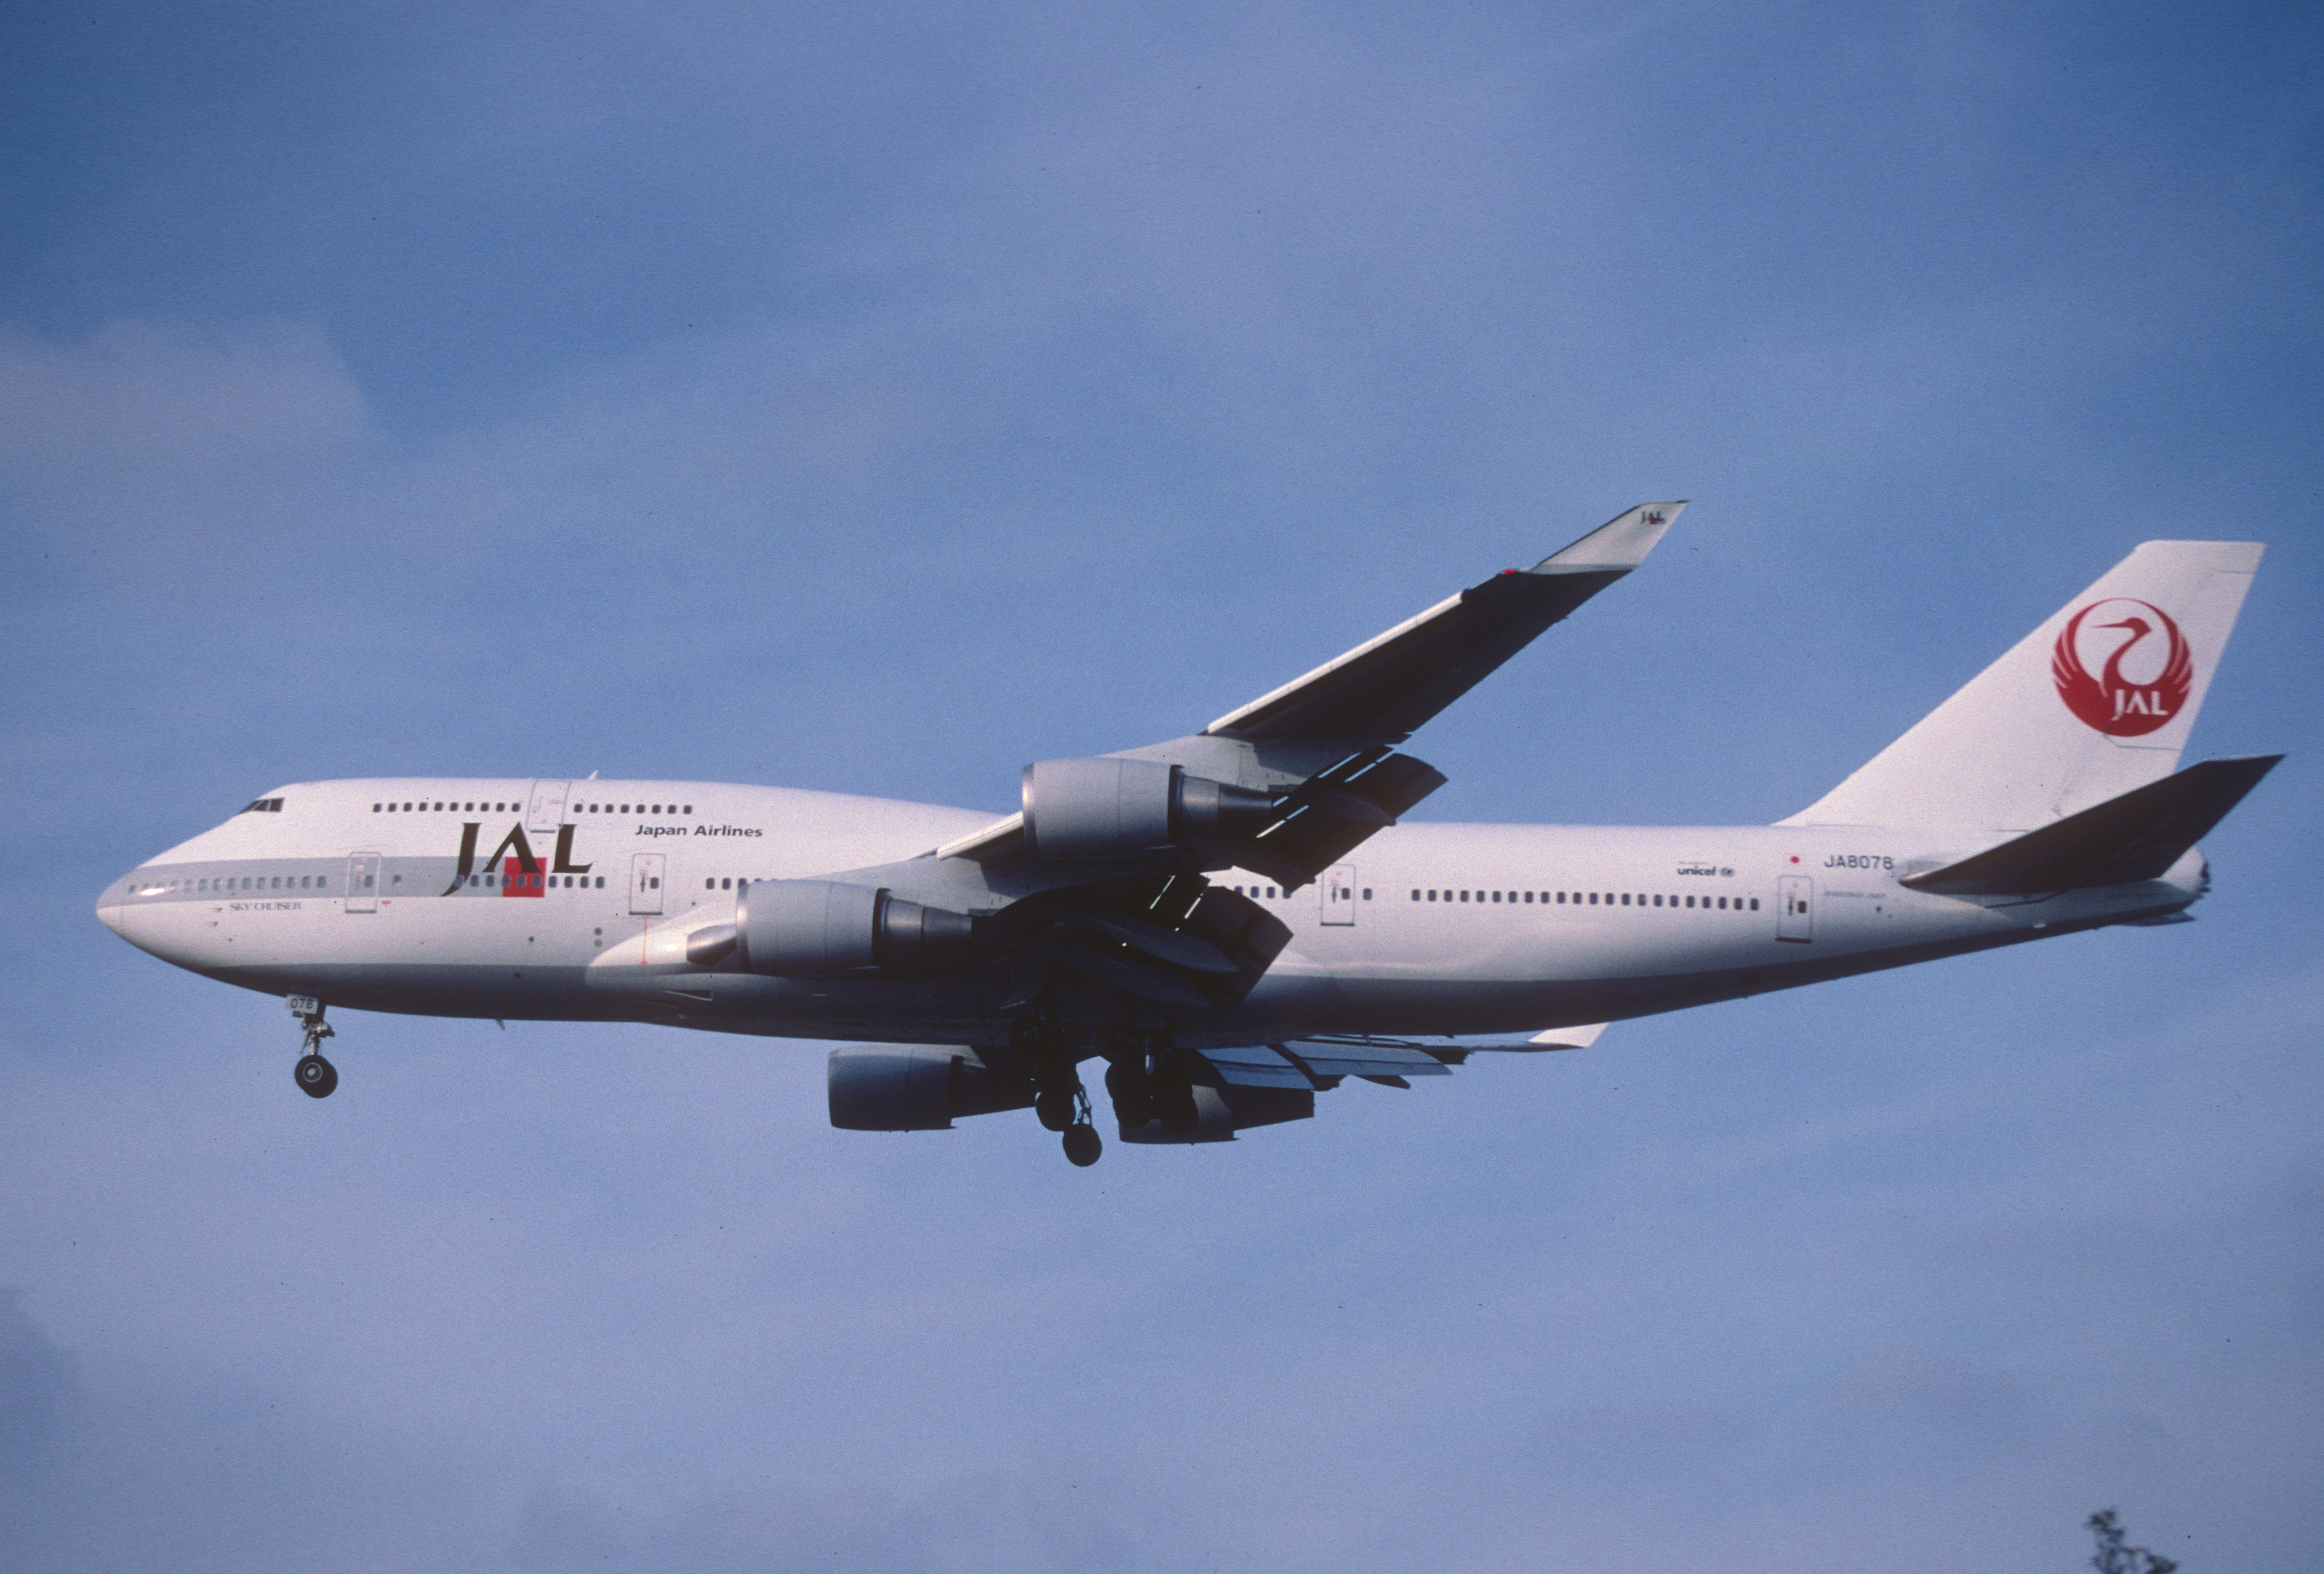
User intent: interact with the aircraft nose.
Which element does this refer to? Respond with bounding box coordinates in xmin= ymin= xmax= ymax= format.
xmin=96 ymin=873 xmax=140 ymax=946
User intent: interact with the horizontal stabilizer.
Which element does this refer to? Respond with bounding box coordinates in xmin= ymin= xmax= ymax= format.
xmin=1902 ymin=754 xmax=2280 ymax=896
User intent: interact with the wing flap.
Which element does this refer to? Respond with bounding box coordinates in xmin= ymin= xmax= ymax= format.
xmin=1280 ymin=1040 xmax=1455 ymax=1078
xmin=1199 ymin=1044 xmax=1317 ymax=1089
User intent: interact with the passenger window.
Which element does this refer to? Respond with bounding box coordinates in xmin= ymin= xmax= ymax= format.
xmin=595 ymin=877 xmax=605 ymax=888
xmin=1750 ymin=898 xmax=1760 ymax=910
xmin=683 ymin=805 xmax=692 ymax=814
xmin=1362 ymin=888 xmax=1372 ymax=900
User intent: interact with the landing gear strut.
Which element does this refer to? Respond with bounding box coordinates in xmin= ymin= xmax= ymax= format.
xmin=286 ymin=994 xmax=337 ymax=1099
xmin=1011 ymin=1014 xmax=1103 ymax=1166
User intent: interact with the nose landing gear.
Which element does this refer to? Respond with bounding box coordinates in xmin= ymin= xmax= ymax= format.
xmin=286 ymin=995 xmax=337 ymax=1099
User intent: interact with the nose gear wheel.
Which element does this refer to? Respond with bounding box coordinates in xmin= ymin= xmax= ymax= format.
xmin=285 ymin=995 xmax=338 ymax=1099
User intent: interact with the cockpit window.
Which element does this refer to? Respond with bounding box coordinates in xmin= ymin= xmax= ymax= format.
xmin=238 ymin=797 xmax=285 ymax=813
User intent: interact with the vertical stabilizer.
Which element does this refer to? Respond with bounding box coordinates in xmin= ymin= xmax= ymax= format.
xmin=1782 ymin=541 xmax=2263 ymax=831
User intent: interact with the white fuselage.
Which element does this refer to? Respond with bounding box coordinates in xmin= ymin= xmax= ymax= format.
xmin=98 ymin=776 xmax=2204 ymax=1050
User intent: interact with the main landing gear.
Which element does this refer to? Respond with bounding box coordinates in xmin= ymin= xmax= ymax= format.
xmin=286 ymin=995 xmax=337 ymax=1099
xmin=1010 ymin=1015 xmax=1103 ymax=1167
xmin=1105 ymin=1047 xmax=1199 ymax=1136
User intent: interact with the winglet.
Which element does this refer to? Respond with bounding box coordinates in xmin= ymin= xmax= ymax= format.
xmin=1532 ymin=502 xmax=1685 ymax=573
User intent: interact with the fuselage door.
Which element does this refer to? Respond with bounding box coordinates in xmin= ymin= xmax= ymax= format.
xmin=629 ymin=853 xmax=666 ymax=916
xmin=1777 ymin=875 xmax=1813 ymax=942
xmin=345 ymin=851 xmax=380 ymax=914
xmin=1321 ymin=863 xmax=1358 ymax=926
xmin=527 ymin=779 xmax=571 ymax=833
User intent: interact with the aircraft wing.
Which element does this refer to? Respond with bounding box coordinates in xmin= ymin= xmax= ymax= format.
xmin=936 ymin=502 xmax=1683 ymax=879
xmin=1203 ymin=1025 xmax=1609 ymax=1088
xmin=1204 ymin=501 xmax=1683 ymax=744
xmin=907 ymin=508 xmax=1680 ymax=1020
xmin=1110 ymin=1028 xmax=1611 ymax=1141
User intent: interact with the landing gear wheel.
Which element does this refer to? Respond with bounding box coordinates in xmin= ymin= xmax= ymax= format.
xmin=1034 ymin=1088 xmax=1076 ymax=1132
xmin=294 ymin=1054 xmax=338 ymax=1099
xmin=1061 ymin=1122 xmax=1102 ymax=1167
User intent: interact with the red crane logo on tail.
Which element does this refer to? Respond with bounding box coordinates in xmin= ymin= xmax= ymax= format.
xmin=2052 ymin=598 xmax=2192 ymax=736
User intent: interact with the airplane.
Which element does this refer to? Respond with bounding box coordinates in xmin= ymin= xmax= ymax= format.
xmin=98 ymin=506 xmax=2277 ymax=1166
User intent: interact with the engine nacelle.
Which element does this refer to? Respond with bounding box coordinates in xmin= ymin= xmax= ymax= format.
xmin=685 ymin=880 xmax=976 ymax=975
xmin=1020 ymin=757 xmax=1274 ymax=859
xmin=827 ymin=1045 xmax=1036 ymax=1131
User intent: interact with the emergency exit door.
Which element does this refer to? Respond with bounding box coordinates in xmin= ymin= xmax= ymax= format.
xmin=527 ymin=778 xmax=571 ymax=832
xmin=629 ymin=853 xmax=665 ymax=915
xmin=344 ymin=851 xmax=380 ymax=913
xmin=1321 ymin=864 xmax=1358 ymax=926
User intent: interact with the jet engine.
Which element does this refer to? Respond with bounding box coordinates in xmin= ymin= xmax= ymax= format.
xmin=1020 ymin=757 xmax=1274 ymax=859
xmin=685 ymin=880 xmax=976 ymax=974
xmin=827 ymin=1045 xmax=1036 ymax=1130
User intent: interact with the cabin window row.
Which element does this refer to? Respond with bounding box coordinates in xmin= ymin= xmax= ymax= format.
xmin=1410 ymin=888 xmax=1761 ymax=911
xmin=1218 ymin=884 xmax=1372 ymax=901
xmin=373 ymin=800 xmax=694 ymax=815
xmin=466 ymin=873 xmax=606 ymax=889
xmin=182 ymin=874 xmax=333 ymax=892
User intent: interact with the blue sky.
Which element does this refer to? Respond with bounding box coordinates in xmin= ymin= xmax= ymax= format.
xmin=3 ymin=3 xmax=2319 ymax=1570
